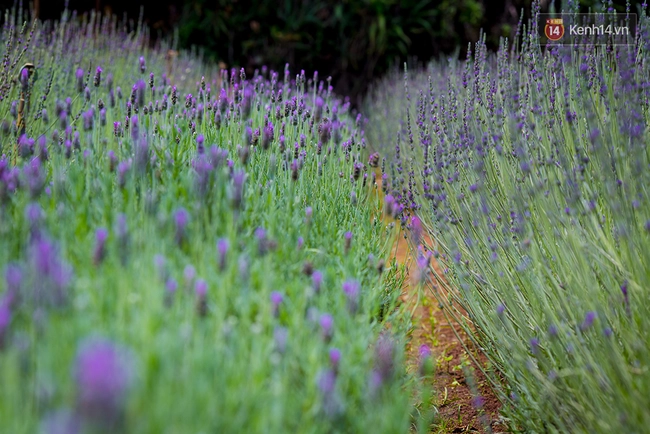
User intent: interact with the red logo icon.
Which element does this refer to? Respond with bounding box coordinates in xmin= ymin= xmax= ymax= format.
xmin=545 ymin=18 xmax=565 ymax=41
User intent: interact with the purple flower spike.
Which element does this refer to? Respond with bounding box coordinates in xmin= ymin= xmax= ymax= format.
xmin=415 ymin=251 xmax=431 ymax=283
xmin=163 ymin=278 xmax=178 ymax=308
xmin=75 ymin=68 xmax=84 ymax=92
xmin=621 ymin=281 xmax=630 ymax=316
xmin=74 ymin=338 xmax=134 ymax=429
xmin=195 ymin=279 xmax=208 ymax=316
xmin=312 ymin=270 xmax=323 ymax=293
xmin=270 ymin=291 xmax=284 ymax=317
xmin=317 ymin=371 xmax=343 ymax=417
xmin=0 ymin=298 xmax=11 ymax=346
xmin=139 ymin=56 xmax=146 ymax=73
xmin=344 ymin=231 xmax=353 ymax=254
xmin=317 ymin=369 xmax=336 ymax=395
xmin=166 ymin=279 xmax=178 ymax=294
xmin=305 ymin=206 xmax=313 ymax=222
xmin=217 ymin=239 xmax=229 ymax=272
xmin=580 ymin=311 xmax=597 ymax=331
xmin=153 ymin=254 xmax=166 ymax=280
xmin=529 ymin=337 xmax=540 ymax=355
xmin=262 ymin=122 xmax=274 ymax=150
xmin=231 ymin=170 xmax=246 ymax=210
xmin=173 ymin=208 xmax=189 ymax=245
xmin=93 ymin=227 xmax=109 ymax=266
xmin=419 ymin=344 xmax=432 ymax=360
xmin=41 ymin=409 xmax=81 ymax=434
xmin=196 ymin=134 xmax=205 ymax=154
xmin=374 ymin=333 xmax=396 ymax=382
xmin=319 ymin=313 xmax=334 ymax=341
xmin=28 ymin=236 xmax=73 ymax=308
xmin=5 ymin=264 xmax=22 ymax=296
xmin=25 ymin=202 xmax=43 ymax=231
xmin=329 ymin=348 xmax=341 ymax=371
xmin=297 ymin=236 xmax=304 ymax=250
xmin=410 ymin=216 xmax=423 ymax=246
xmin=342 ymin=280 xmax=360 ymax=313
xmin=24 ymin=157 xmax=46 ymax=198
xmin=183 ymin=265 xmax=196 ymax=287
xmin=418 ymin=344 xmax=433 ymax=376
xmin=368 ymin=369 xmax=383 ymax=397
xmin=195 ymin=279 xmax=208 ymax=298
xmin=273 ymin=326 xmax=288 ymax=354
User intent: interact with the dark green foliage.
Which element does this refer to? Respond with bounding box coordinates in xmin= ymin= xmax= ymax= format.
xmin=176 ymin=0 xmax=507 ymax=103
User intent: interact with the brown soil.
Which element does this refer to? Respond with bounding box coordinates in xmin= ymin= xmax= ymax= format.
xmin=372 ymin=172 xmax=507 ymax=433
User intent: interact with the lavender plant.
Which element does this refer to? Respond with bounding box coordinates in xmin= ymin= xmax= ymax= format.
xmin=367 ymin=1 xmax=650 ymax=432
xmin=0 ymin=7 xmax=421 ymax=433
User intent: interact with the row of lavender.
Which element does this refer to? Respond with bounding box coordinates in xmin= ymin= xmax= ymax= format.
xmin=0 ymin=8 xmax=434 ymax=433
xmin=366 ymin=1 xmax=650 ymax=432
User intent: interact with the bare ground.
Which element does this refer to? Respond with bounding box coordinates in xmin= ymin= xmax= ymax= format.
xmin=372 ymin=173 xmax=507 ymax=433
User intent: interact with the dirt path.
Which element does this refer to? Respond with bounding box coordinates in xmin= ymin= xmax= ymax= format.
xmin=373 ymin=172 xmax=505 ymax=433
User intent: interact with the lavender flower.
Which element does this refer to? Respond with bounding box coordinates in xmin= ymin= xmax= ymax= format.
xmin=74 ymin=338 xmax=134 ymax=429
xmin=25 ymin=202 xmax=43 ymax=237
xmin=262 ymin=122 xmax=274 ymax=150
xmin=329 ymin=348 xmax=341 ymax=373
xmin=75 ymin=68 xmax=84 ymax=92
xmin=27 ymin=236 xmax=74 ymax=308
xmin=117 ymin=160 xmax=131 ymax=189
xmin=297 ymin=236 xmax=304 ymax=250
xmin=195 ymin=279 xmax=208 ymax=317
xmin=173 ymin=208 xmax=190 ymax=246
xmin=231 ymin=170 xmax=246 ymax=210
xmin=418 ymin=344 xmax=433 ymax=376
xmin=273 ymin=326 xmax=288 ymax=354
xmin=4 ymin=264 xmax=22 ymax=298
xmin=374 ymin=332 xmax=396 ymax=381
xmin=319 ymin=313 xmax=334 ymax=341
xmin=217 ymin=238 xmax=229 ymax=272
xmin=23 ymin=157 xmax=46 ymax=198
xmin=312 ymin=270 xmax=323 ymax=293
xmin=93 ymin=227 xmax=109 ymax=266
xmin=153 ymin=254 xmax=167 ymax=281
xmin=410 ymin=215 xmax=423 ymax=246
xmin=317 ymin=369 xmax=343 ymax=418
xmin=270 ymin=291 xmax=283 ymax=317
xmin=164 ymin=278 xmax=178 ymax=307
xmin=40 ymin=409 xmax=81 ymax=434
xmin=415 ymin=250 xmax=431 ymax=284
xmin=196 ymin=134 xmax=205 ymax=154
xmin=580 ymin=311 xmax=597 ymax=331
xmin=226 ymin=249 xmax=244 ymax=282
xmin=344 ymin=231 xmax=353 ymax=254
xmin=0 ymin=296 xmax=11 ymax=347
xmin=342 ymin=279 xmax=360 ymax=314
xmin=183 ymin=265 xmax=196 ymax=289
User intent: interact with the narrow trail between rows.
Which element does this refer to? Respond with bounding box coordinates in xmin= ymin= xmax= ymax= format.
xmin=373 ymin=173 xmax=505 ymax=433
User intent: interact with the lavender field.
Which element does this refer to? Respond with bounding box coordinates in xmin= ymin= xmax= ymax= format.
xmin=2 ymin=1 xmax=650 ymax=433
xmin=366 ymin=0 xmax=650 ymax=432
xmin=0 ymin=7 xmax=441 ymax=434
